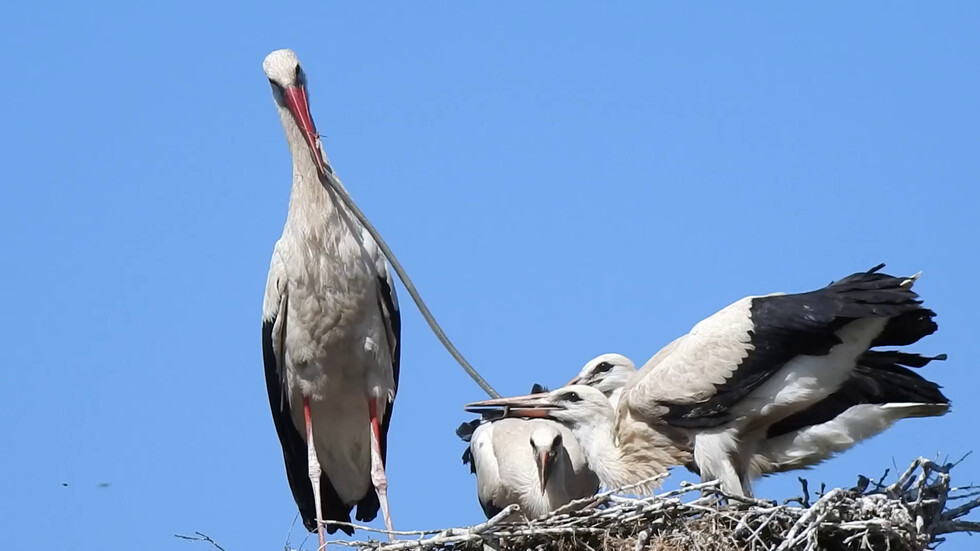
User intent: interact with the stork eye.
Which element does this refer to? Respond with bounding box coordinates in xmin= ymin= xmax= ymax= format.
xmin=563 ymin=391 xmax=582 ymax=403
xmin=552 ymin=433 xmax=563 ymax=447
xmin=594 ymin=362 xmax=613 ymax=373
xmin=295 ymin=65 xmax=306 ymax=85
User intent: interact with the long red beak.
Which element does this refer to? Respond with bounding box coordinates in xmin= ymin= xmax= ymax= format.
xmin=464 ymin=393 xmax=562 ymax=419
xmin=283 ymin=85 xmax=329 ymax=177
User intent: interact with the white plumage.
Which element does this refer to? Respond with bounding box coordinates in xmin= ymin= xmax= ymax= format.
xmin=467 ymin=265 xmax=949 ymax=496
xmin=260 ymin=49 xmax=400 ymax=543
xmin=566 ymin=353 xmax=636 ymax=409
xmin=461 ymin=417 xmax=599 ymax=520
xmin=562 ymin=351 xmax=947 ymax=488
xmin=456 ymin=354 xmax=640 ymax=518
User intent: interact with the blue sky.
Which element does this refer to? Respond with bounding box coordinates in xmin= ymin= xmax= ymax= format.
xmin=1 ymin=2 xmax=978 ymax=550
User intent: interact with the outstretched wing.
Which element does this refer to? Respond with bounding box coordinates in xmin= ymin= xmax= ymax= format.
xmin=765 ymin=350 xmax=948 ymax=439
xmin=625 ymin=265 xmax=927 ymax=429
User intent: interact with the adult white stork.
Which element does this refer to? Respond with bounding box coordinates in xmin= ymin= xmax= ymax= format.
xmin=456 ymin=416 xmax=599 ymax=520
xmin=260 ymin=49 xmax=400 ymax=544
xmin=467 ymin=265 xmax=948 ymax=496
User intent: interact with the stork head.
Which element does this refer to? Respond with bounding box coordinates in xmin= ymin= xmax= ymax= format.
xmin=466 ymin=385 xmax=615 ymax=430
xmin=565 ymin=353 xmax=635 ymax=396
xmin=529 ymin=424 xmax=562 ymax=492
xmin=263 ymin=49 xmax=329 ymax=177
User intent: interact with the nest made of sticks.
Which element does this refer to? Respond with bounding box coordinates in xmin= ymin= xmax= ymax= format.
xmin=328 ymin=457 xmax=980 ymax=551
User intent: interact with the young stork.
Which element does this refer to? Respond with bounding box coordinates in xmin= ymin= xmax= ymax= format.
xmin=467 ymin=265 xmax=948 ymax=496
xmin=452 ymin=357 xmax=637 ymax=518
xmin=563 ymin=351 xmax=947 ymax=481
xmin=565 ymin=353 xmax=636 ymax=408
xmin=260 ymin=49 xmax=400 ymax=544
xmin=457 ymin=417 xmax=599 ymax=519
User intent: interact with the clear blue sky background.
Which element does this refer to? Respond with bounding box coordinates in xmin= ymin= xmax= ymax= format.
xmin=1 ymin=3 xmax=977 ymax=550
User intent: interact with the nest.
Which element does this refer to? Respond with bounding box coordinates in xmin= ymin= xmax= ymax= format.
xmin=328 ymin=458 xmax=980 ymax=551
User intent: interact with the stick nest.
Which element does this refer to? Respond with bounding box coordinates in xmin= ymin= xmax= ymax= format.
xmin=330 ymin=458 xmax=980 ymax=551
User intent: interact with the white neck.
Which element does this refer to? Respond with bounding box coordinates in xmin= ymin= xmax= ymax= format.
xmin=277 ymin=106 xmax=343 ymax=228
xmin=572 ymin=411 xmax=689 ymax=494
xmin=566 ymin=413 xmax=670 ymax=494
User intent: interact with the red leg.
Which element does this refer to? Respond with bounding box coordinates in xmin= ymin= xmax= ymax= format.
xmin=304 ymin=397 xmax=325 ymax=550
xmin=368 ymin=397 xmax=394 ymax=541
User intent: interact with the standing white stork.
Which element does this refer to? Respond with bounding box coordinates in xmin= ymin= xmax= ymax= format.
xmin=466 ymin=265 xmax=948 ymax=496
xmin=457 ymin=416 xmax=599 ymax=519
xmin=261 ymin=49 xmax=400 ymax=545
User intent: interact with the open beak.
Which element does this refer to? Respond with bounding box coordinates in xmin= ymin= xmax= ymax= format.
xmin=282 ymin=85 xmax=329 ymax=177
xmin=537 ymin=451 xmax=553 ymax=492
xmin=464 ymin=392 xmax=563 ymax=419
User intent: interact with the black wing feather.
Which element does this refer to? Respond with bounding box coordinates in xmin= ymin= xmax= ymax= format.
xmin=663 ymin=265 xmax=927 ymax=428
xmin=456 ymin=420 xmax=481 ymax=474
xmin=479 ymin=500 xmax=504 ymax=519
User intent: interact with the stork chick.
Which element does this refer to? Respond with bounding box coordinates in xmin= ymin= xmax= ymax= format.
xmin=459 ymin=418 xmax=599 ymax=520
xmin=565 ymin=353 xmax=636 ymax=408
xmin=529 ymin=425 xmax=563 ymax=493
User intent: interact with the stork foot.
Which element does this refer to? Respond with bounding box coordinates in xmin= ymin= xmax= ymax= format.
xmin=368 ymin=397 xmax=394 ymax=542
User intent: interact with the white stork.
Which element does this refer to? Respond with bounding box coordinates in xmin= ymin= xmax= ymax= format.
xmin=466 ymin=265 xmax=949 ymax=496
xmin=260 ymin=49 xmax=400 ymax=544
xmin=456 ymin=415 xmax=599 ymax=520
xmin=565 ymin=354 xmax=636 ymax=408
xmin=454 ymin=359 xmax=637 ymax=520
xmin=560 ymin=350 xmax=948 ymax=483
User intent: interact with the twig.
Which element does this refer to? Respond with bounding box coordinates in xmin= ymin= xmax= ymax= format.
xmin=175 ymin=532 xmax=228 ymax=551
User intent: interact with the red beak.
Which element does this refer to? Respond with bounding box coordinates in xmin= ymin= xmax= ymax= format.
xmin=283 ymin=85 xmax=329 ymax=177
xmin=464 ymin=393 xmax=563 ymax=419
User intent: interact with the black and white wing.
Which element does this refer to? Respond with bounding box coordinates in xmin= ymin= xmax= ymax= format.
xmin=749 ymin=350 xmax=949 ymax=474
xmin=624 ymin=265 xmax=930 ymax=429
